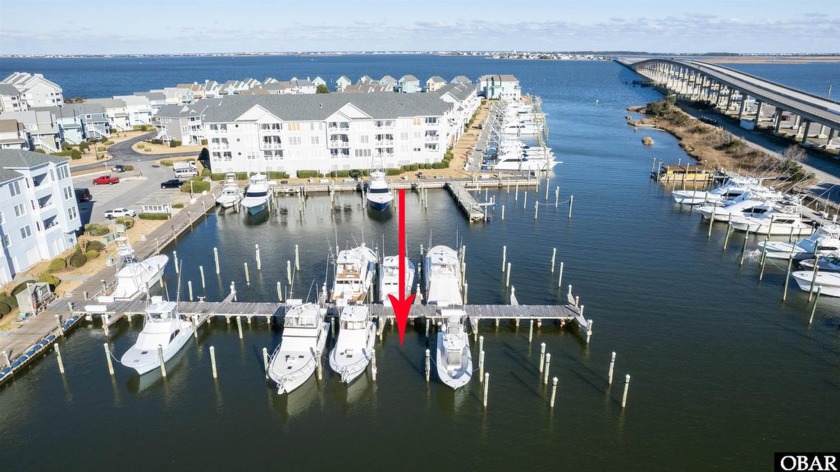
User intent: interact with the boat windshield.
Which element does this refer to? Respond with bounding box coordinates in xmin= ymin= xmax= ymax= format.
xmin=368 ymin=188 xmax=390 ymax=194
xmin=446 ymin=349 xmax=462 ymax=366
xmin=246 ymin=191 xmax=268 ymax=198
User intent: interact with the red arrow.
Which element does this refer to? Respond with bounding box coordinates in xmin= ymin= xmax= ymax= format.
xmin=389 ymin=188 xmax=415 ymax=345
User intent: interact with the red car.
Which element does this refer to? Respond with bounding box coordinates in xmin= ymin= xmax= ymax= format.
xmin=92 ymin=175 xmax=119 ymax=185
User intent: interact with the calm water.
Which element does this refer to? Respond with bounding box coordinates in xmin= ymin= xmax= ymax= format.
xmin=2 ymin=58 xmax=840 ymax=471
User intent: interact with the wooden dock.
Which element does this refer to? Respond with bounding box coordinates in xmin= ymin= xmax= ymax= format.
xmin=445 ymin=182 xmax=486 ymax=222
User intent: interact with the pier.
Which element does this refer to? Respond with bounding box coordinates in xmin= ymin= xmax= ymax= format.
xmin=446 ymin=182 xmax=486 ymax=222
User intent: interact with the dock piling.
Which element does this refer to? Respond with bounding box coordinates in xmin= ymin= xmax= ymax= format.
xmin=608 ymin=351 xmax=616 ymax=385
xmin=262 ymin=347 xmax=269 ymax=380
xmin=723 ymin=223 xmax=732 ymax=250
xmin=539 ymin=343 xmax=546 ymax=374
xmin=708 ymin=204 xmax=716 ymax=237
xmin=622 ymin=374 xmax=631 ymax=408
xmin=276 ymin=282 xmax=283 ymax=302
xmin=55 ymin=344 xmax=65 ymax=374
xmin=191 ymin=315 xmax=197 ymax=338
xmin=568 ymin=195 xmax=574 ymax=219
xmin=782 ymin=253 xmax=794 ymax=301
xmin=550 ymin=248 xmax=556 ymax=273
xmin=528 ymin=320 xmax=534 ymax=344
xmin=173 ymin=251 xmax=179 ymax=274
xmin=2 ymin=351 xmax=10 ymax=369
xmin=210 ymin=346 xmax=218 ymax=379
xmin=558 ymin=262 xmax=564 ymax=289
xmin=501 ymin=246 xmax=507 ymax=272
xmin=157 ymin=345 xmax=166 ymax=378
xmin=295 ymin=244 xmax=300 ymax=271
xmin=809 ymin=286 xmax=822 ymax=325
xmin=506 ymin=263 xmax=511 ymax=287
xmin=188 ymin=281 xmax=193 ymax=301
xmin=479 ymin=350 xmax=485 ymax=380
xmin=534 ymin=202 xmax=538 ymax=220
xmin=103 ymin=343 xmax=114 ymax=376
xmin=255 ymin=244 xmax=261 ymax=271
xmin=759 ymin=240 xmax=768 ymax=281
xmin=425 ymin=349 xmax=430 ymax=383
xmin=463 ymin=282 xmax=468 ymax=304
xmin=244 ymin=262 xmax=250 ymax=286
xmin=501 ymin=204 xmax=505 ymax=221
xmin=213 ymin=247 xmax=220 ymax=275
xmin=483 ymin=373 xmax=489 ymax=408
xmin=523 ymin=191 xmax=528 ymax=209
xmin=739 ymin=229 xmax=750 ymax=266
xmin=555 ymin=187 xmax=560 ymax=208
xmin=55 ymin=315 xmax=64 ymax=337
xmin=808 ymin=247 xmax=821 ymax=301
xmin=287 ymin=261 xmax=292 ymax=285
xmin=543 ymin=353 xmax=551 ymax=385
xmin=236 ymin=316 xmax=243 ymax=339
xmin=199 ymin=265 xmax=206 ymax=289
xmin=371 ymin=350 xmax=377 ymax=381
xmin=550 ymin=377 xmax=558 ymax=408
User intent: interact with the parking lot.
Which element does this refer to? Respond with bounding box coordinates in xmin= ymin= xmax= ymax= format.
xmin=73 ymin=161 xmax=193 ymax=225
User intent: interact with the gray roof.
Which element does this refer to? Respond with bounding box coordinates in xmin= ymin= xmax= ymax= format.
xmin=85 ymin=98 xmax=127 ymax=109
xmin=32 ymin=103 xmax=106 ymax=119
xmin=427 ymin=76 xmax=446 ymax=83
xmin=400 ymin=75 xmax=419 ymax=82
xmin=0 ymin=83 xmax=20 ymax=95
xmin=0 ymin=149 xmax=68 ymax=182
xmin=202 ymin=93 xmax=453 ymax=123
xmin=451 ymin=76 xmax=472 ymax=85
xmin=436 ymin=83 xmax=476 ymax=102
xmin=136 ymin=91 xmax=166 ymax=101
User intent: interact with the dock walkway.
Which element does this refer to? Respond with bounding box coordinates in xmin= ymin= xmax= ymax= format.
xmin=445 ymin=182 xmax=486 ymax=222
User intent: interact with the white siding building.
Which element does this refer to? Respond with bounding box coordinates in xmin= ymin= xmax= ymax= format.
xmin=0 ymin=84 xmax=25 ymax=113
xmin=1 ymin=73 xmax=64 ymax=109
xmin=0 ymin=120 xmax=29 ymax=150
xmin=114 ymin=95 xmax=154 ymax=126
xmin=479 ymin=74 xmax=521 ymax=101
xmin=203 ymin=93 xmax=459 ymax=176
xmin=0 ymin=150 xmax=81 ymax=284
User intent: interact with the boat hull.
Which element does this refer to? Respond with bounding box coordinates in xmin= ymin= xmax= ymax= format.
xmin=120 ymin=322 xmax=193 ymax=375
xmin=269 ymin=322 xmax=330 ymax=394
xmin=366 ymin=198 xmax=391 ymax=212
xmin=328 ymin=323 xmax=376 ymax=385
xmin=730 ymin=220 xmax=813 ymax=236
xmin=792 ymin=271 xmax=840 ymax=297
xmin=110 ymin=254 xmax=168 ymax=301
xmin=243 ymin=201 xmax=267 ymax=215
xmin=435 ymin=332 xmax=473 ymax=390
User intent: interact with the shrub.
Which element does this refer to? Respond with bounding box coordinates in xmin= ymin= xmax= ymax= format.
xmin=444 ymin=150 xmax=454 ymax=160
xmin=69 ymin=252 xmax=88 ymax=268
xmin=70 ymin=149 xmax=82 ymax=159
xmin=85 ymin=223 xmax=110 ymax=236
xmin=123 ymin=164 xmax=134 ymax=171
xmin=160 ymin=159 xmax=173 ymax=166
xmin=423 ymin=163 xmax=432 ymax=169
xmin=85 ymin=240 xmax=105 ymax=251
xmin=385 ymin=168 xmax=403 ymax=176
xmin=12 ymin=280 xmax=35 ymax=296
xmin=0 ymin=301 xmax=10 ymax=316
xmin=432 ymin=162 xmax=446 ymax=169
xmin=409 ymin=163 xmax=419 ymax=171
xmin=136 ymin=143 xmax=145 ymax=149
xmin=79 ymin=142 xmax=90 ymax=152
xmin=267 ymin=171 xmax=289 ymax=180
xmin=38 ymin=274 xmax=61 ymax=289
xmin=172 ymin=202 xmax=185 ymax=209
xmin=297 ymin=170 xmax=319 ymax=178
xmin=103 ymin=140 xmax=114 ymax=145
xmin=150 ymin=138 xmax=163 ymax=145
xmin=329 ymin=170 xmax=351 ymax=178
xmin=62 ymin=142 xmax=73 ymax=151
xmin=201 ymin=168 xmax=212 ymax=177
xmin=115 ymin=216 xmax=135 ymax=229
xmin=169 ymin=140 xmax=181 ymax=148
xmin=48 ymin=258 xmax=67 ymax=272
xmin=200 ymin=139 xmax=208 ymax=145
xmin=180 ymin=180 xmax=210 ymax=193
xmin=139 ymin=213 xmax=170 ymax=220
xmin=86 ymin=249 xmax=100 ymax=259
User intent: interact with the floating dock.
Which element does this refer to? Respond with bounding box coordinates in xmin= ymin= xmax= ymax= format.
xmin=446 ymin=182 xmax=486 ymax=222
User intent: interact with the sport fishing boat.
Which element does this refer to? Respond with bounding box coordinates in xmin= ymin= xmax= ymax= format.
xmin=798 ymin=253 xmax=840 ymax=272
xmin=331 ymin=244 xmax=378 ymax=306
xmin=697 ymin=195 xmax=776 ymax=223
xmin=215 ymin=173 xmax=241 ymax=209
xmin=435 ymin=309 xmax=472 ymax=390
xmin=424 ymin=245 xmax=463 ymax=307
xmin=729 ymin=209 xmax=813 ymax=236
xmin=792 ymin=270 xmax=840 ymax=297
xmin=365 ymin=170 xmax=394 ymax=211
xmin=328 ymin=305 xmax=376 ymax=384
xmin=119 ymin=295 xmax=193 ymax=375
xmin=672 ymin=175 xmax=760 ymax=205
xmin=378 ymin=255 xmax=416 ymax=306
xmin=268 ymin=302 xmax=330 ymax=394
xmin=102 ymin=238 xmax=168 ymax=301
xmin=758 ymin=224 xmax=840 ymax=260
xmin=240 ymin=173 xmax=271 ymax=215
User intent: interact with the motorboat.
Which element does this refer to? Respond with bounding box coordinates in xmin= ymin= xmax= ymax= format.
xmin=791 ymin=270 xmax=840 ymax=297
xmin=331 ymin=244 xmax=377 ymax=306
xmin=672 ymin=175 xmax=760 ymax=205
xmin=697 ymin=195 xmax=776 ymax=222
xmin=799 ymin=253 xmax=840 ymax=272
xmin=101 ymin=238 xmax=168 ymax=301
xmin=268 ymin=302 xmax=330 ymax=394
xmin=119 ymin=295 xmax=193 ymax=375
xmin=758 ymin=224 xmax=840 ymax=260
xmin=328 ymin=305 xmax=376 ymax=384
xmin=435 ymin=309 xmax=472 ymax=389
xmin=379 ymin=256 xmax=416 ymax=306
xmin=240 ymin=173 xmax=272 ymax=215
xmin=729 ymin=210 xmax=813 ymax=236
xmin=365 ymin=170 xmax=393 ymax=211
xmin=216 ymin=173 xmax=241 ymax=209
xmin=424 ymin=245 xmax=463 ymax=307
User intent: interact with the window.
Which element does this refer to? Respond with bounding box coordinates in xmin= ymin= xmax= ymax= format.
xmin=9 ymin=180 xmax=21 ymax=196
xmin=14 ymin=203 xmax=26 ymax=217
xmin=354 ymin=149 xmax=372 ymax=158
xmin=289 ymin=137 xmax=301 ymax=146
xmin=1 ymin=234 xmax=9 ymax=248
xmin=288 ymin=122 xmax=301 ymax=132
xmin=413 ymin=118 xmax=422 ymax=126
xmin=68 ymin=206 xmax=77 ymax=220
xmin=425 ymin=117 xmax=438 ymax=125
xmin=400 ymin=132 xmax=409 ymax=141
xmin=425 ymin=143 xmax=438 ymax=151
xmin=359 ymin=135 xmax=369 ymax=144
xmin=57 ymin=165 xmax=69 ymax=180
xmin=63 ymin=186 xmax=73 ymax=199
xmin=311 ymin=136 xmax=320 ymax=145
xmin=260 ymin=123 xmax=281 ymax=130
xmin=20 ymin=225 xmax=31 ymax=239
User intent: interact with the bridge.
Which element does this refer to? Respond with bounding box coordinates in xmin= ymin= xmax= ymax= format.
xmin=618 ymin=58 xmax=840 ymax=148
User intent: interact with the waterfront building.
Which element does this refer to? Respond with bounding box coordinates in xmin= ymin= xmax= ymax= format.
xmin=451 ymin=76 xmax=472 ymax=86
xmin=177 ymin=83 xmax=206 ymax=100
xmin=202 ymin=91 xmax=475 ymax=175
xmin=379 ymin=76 xmax=397 ymax=91
xmin=342 ymin=81 xmax=392 ymax=93
xmin=426 ymin=76 xmax=447 ymax=92
xmin=398 ymin=75 xmax=421 ymax=93
xmin=478 ymin=74 xmax=521 ymax=101
xmin=152 ymin=101 xmax=215 ymax=145
xmin=0 ymin=110 xmax=61 ymax=153
xmin=0 ymin=84 xmax=25 ymax=113
xmin=0 ymin=150 xmax=81 ymax=284
xmin=83 ymin=99 xmax=130 ymax=132
xmin=113 ymin=95 xmax=154 ymax=127
xmin=134 ymin=91 xmax=167 ymax=112
xmin=312 ymin=77 xmax=327 ymax=89
xmin=336 ymin=76 xmax=352 ymax=92
xmin=202 ymin=81 xmax=221 ymax=98
xmin=0 ymin=73 xmax=64 ymax=109
xmin=32 ymin=103 xmax=110 ymax=144
xmin=161 ymin=87 xmax=194 ymax=105
xmin=0 ymin=120 xmax=28 ymax=150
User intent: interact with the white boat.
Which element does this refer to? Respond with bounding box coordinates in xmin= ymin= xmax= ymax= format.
xmin=435 ymin=309 xmax=472 ymax=389
xmin=328 ymin=305 xmax=376 ymax=384
xmin=799 ymin=253 xmax=840 ymax=272
xmin=216 ymin=173 xmax=241 ymax=209
xmin=102 ymin=238 xmax=168 ymax=301
xmin=424 ymin=245 xmax=463 ymax=307
xmin=240 ymin=173 xmax=271 ymax=215
xmin=758 ymin=224 xmax=840 ymax=260
xmin=729 ymin=210 xmax=813 ymax=236
xmin=119 ymin=296 xmax=193 ymax=375
xmin=697 ymin=196 xmax=776 ymax=222
xmin=331 ymin=244 xmax=378 ymax=306
xmin=379 ymin=256 xmax=416 ymax=306
xmin=792 ymin=270 xmax=840 ymax=297
xmin=672 ymin=175 xmax=760 ymax=205
xmin=268 ymin=302 xmax=330 ymax=394
xmin=365 ymin=170 xmax=393 ymax=211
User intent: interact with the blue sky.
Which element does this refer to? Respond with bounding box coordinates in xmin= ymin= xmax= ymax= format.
xmin=0 ymin=0 xmax=837 ymax=54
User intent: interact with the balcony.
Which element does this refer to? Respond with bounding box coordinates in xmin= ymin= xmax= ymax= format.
xmin=329 ymin=141 xmax=350 ymax=149
xmin=261 ymin=143 xmax=283 ymax=150
xmin=374 ymin=140 xmax=394 ymax=146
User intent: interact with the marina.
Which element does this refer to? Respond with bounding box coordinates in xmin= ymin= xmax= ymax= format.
xmin=1 ymin=56 xmax=839 ymax=471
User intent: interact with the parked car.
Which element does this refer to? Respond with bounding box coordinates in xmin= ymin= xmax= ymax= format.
xmin=160 ymin=178 xmax=183 ymax=189
xmin=103 ymin=208 xmax=137 ymax=219
xmin=92 ymin=175 xmax=119 ymax=185
xmin=112 ymin=164 xmax=125 ymax=173
xmin=74 ymin=187 xmax=92 ymax=202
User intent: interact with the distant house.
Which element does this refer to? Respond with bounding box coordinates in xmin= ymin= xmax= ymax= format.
xmin=0 ymin=110 xmax=61 ymax=153
xmin=162 ymin=87 xmax=194 ymax=105
xmin=336 ymin=76 xmax=352 ymax=93
xmin=0 ymin=119 xmax=28 ymax=150
xmin=0 ymin=150 xmax=82 ymax=284
xmin=177 ymin=83 xmax=206 ymax=100
xmin=426 ymin=76 xmax=447 ymax=92
xmin=134 ymin=91 xmax=167 ymax=111
xmin=478 ymin=74 xmax=521 ymax=101
xmin=0 ymin=83 xmax=25 ymax=113
xmin=114 ymin=95 xmax=153 ymax=126
xmin=152 ymin=100 xmax=217 ymax=145
xmin=1 ymin=73 xmax=64 ymax=108
xmin=359 ymin=75 xmax=374 ymax=84
xmin=312 ymin=77 xmax=327 ymax=89
xmin=379 ymin=76 xmax=397 ymax=91
xmin=451 ymin=76 xmax=472 ymax=86
xmin=32 ymin=103 xmax=110 ymax=144
xmin=398 ymin=75 xmax=421 ymax=93
xmin=84 ymin=98 xmax=130 ymax=132
xmin=203 ymin=80 xmax=221 ymax=98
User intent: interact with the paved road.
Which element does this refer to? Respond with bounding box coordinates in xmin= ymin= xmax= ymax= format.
xmin=74 ymin=160 xmax=188 ymax=225
xmin=71 ymin=132 xmax=199 ymax=173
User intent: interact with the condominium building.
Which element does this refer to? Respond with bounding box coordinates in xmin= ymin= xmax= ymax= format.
xmin=478 ymin=74 xmax=521 ymax=101
xmin=1 ymin=73 xmax=64 ymax=109
xmin=202 ymin=89 xmax=478 ymax=175
xmin=0 ymin=150 xmax=81 ymax=284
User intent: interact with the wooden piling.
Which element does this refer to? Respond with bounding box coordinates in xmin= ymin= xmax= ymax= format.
xmin=244 ymin=262 xmax=250 ymax=285
xmin=534 ymin=202 xmax=538 ymax=220
xmin=173 ymin=251 xmax=179 ymax=274
xmin=157 ymin=345 xmax=166 ymax=378
xmin=550 ymin=377 xmax=558 ymax=408
xmin=808 ymin=246 xmax=821 ymax=301
xmin=555 ymin=186 xmax=560 ymax=208
xmin=708 ymin=204 xmax=716 ymax=237
xmin=723 ymin=222 xmax=732 ymax=250
xmin=188 ymin=280 xmax=193 ymax=301
xmin=103 ymin=343 xmax=114 ymax=376
xmin=501 ymin=204 xmax=505 ymax=221
xmin=528 ymin=319 xmax=534 ymax=344
xmin=55 ymin=315 xmax=64 ymax=337
xmin=213 ymin=247 xmax=220 ymax=274
xmin=502 ymin=245 xmax=507 ymax=272
xmin=809 ymin=286 xmax=822 ymax=325
xmin=759 ymin=240 xmax=768 ymax=281
xmin=539 ymin=343 xmax=546 ymax=373
xmin=739 ymin=229 xmax=750 ymax=266
xmin=295 ymin=244 xmax=300 ymax=271
xmin=558 ymin=262 xmax=564 ymax=289
xmin=371 ymin=350 xmax=377 ymax=381
xmin=277 ymin=282 xmax=283 ymax=302
xmin=55 ymin=344 xmax=65 ymax=374
xmin=483 ymin=373 xmax=489 ymax=407
xmin=210 ymin=346 xmax=218 ymax=379
xmin=255 ymin=244 xmax=262 ymax=271
xmin=622 ymin=374 xmax=631 ymax=408
xmin=287 ymin=260 xmax=292 ymax=285
xmin=262 ymin=347 xmax=269 ymax=380
xmin=523 ymin=191 xmax=528 ymax=209
xmin=550 ymin=248 xmax=556 ymax=273
xmin=479 ymin=350 xmax=485 ymax=380
xmin=506 ymin=263 xmax=511 ymax=287
xmin=608 ymin=351 xmax=616 ymax=385
xmin=425 ymin=349 xmax=430 ymax=383
xmin=199 ymin=265 xmax=206 ymax=289
xmin=236 ymin=316 xmax=243 ymax=339
xmin=782 ymin=252 xmax=794 ymax=301
xmin=568 ymin=195 xmax=574 ymax=219
xmin=543 ymin=353 xmax=551 ymax=385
